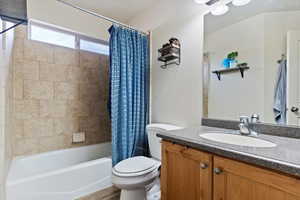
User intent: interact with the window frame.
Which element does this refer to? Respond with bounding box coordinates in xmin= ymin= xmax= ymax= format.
xmin=28 ymin=20 xmax=109 ymax=55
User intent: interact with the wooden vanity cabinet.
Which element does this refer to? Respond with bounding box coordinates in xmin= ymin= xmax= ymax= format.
xmin=161 ymin=141 xmax=213 ymax=200
xmin=213 ymin=156 xmax=300 ymax=200
xmin=161 ymin=141 xmax=300 ymax=200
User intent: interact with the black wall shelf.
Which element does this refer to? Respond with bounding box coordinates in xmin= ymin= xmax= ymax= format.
xmin=158 ymin=42 xmax=181 ymax=69
xmin=212 ymin=66 xmax=250 ymax=81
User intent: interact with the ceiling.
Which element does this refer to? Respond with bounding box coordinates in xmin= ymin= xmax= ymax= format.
xmin=61 ymin=0 xmax=159 ymax=23
xmin=205 ymin=0 xmax=300 ymax=35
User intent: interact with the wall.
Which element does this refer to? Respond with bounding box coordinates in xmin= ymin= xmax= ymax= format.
xmin=27 ymin=0 xmax=112 ymax=41
xmin=150 ymin=12 xmax=204 ymax=127
xmin=263 ymin=11 xmax=300 ymax=123
xmin=11 ymin=25 xmax=110 ymax=156
xmin=205 ymin=14 xmax=265 ymax=121
xmin=0 ymin=21 xmax=15 ymax=200
xmin=205 ymin=11 xmax=300 ymax=123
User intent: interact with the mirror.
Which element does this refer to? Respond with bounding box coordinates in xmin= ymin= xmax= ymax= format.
xmin=203 ymin=0 xmax=300 ymax=126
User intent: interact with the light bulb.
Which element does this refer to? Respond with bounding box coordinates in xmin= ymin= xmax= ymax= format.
xmin=211 ymin=4 xmax=229 ymax=16
xmin=194 ymin=0 xmax=210 ymax=4
xmin=232 ymin=0 xmax=251 ymax=6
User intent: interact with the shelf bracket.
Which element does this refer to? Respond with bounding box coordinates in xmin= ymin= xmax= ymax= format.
xmin=240 ymin=68 xmax=245 ymax=78
xmin=216 ymin=72 xmax=221 ymax=80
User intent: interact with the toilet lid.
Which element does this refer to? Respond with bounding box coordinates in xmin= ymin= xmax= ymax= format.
xmin=114 ymin=156 xmax=157 ymax=174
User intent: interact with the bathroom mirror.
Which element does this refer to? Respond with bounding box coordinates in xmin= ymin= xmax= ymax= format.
xmin=203 ymin=0 xmax=300 ymax=126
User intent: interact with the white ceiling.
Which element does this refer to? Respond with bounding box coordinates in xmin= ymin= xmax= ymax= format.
xmin=61 ymin=0 xmax=159 ymax=23
xmin=205 ymin=0 xmax=300 ymax=34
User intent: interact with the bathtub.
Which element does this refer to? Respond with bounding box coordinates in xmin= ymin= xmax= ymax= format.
xmin=6 ymin=143 xmax=112 ymax=200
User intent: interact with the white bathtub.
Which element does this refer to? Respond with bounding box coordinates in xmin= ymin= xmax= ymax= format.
xmin=6 ymin=143 xmax=112 ymax=200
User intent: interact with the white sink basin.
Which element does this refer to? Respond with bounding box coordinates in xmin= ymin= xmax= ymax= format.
xmin=199 ymin=133 xmax=277 ymax=148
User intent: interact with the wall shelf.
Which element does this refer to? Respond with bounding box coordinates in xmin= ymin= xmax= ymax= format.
xmin=212 ymin=66 xmax=250 ymax=81
xmin=158 ymin=42 xmax=181 ymax=69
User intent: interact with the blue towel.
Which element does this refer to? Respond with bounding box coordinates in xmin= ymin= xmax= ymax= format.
xmin=273 ymin=60 xmax=287 ymax=124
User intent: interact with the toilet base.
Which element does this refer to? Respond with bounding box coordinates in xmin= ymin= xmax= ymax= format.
xmin=120 ymin=188 xmax=146 ymax=200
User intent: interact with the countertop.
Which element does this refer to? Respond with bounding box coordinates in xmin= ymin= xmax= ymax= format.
xmin=157 ymin=126 xmax=300 ymax=178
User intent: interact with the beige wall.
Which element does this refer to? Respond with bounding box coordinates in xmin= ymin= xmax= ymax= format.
xmin=11 ymin=25 xmax=110 ymax=157
xmin=27 ymin=0 xmax=112 ymax=41
xmin=0 ymin=21 xmax=15 ymax=200
xmin=150 ymin=12 xmax=204 ymax=127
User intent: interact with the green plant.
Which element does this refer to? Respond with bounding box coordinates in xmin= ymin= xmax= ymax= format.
xmin=227 ymin=51 xmax=238 ymax=60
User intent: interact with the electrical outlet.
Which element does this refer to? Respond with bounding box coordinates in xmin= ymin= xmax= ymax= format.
xmin=73 ymin=132 xmax=85 ymax=143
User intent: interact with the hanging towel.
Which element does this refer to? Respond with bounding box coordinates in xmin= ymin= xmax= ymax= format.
xmin=273 ymin=60 xmax=287 ymax=124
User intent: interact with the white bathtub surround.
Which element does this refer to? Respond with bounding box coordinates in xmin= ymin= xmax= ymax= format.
xmin=6 ymin=143 xmax=112 ymax=200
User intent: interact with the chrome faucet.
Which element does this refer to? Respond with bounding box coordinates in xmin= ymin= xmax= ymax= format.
xmin=239 ymin=115 xmax=259 ymax=137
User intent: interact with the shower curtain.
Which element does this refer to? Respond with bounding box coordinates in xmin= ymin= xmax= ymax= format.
xmin=109 ymin=25 xmax=150 ymax=166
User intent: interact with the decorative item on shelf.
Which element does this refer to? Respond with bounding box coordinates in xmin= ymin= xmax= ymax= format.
xmin=222 ymin=51 xmax=238 ymax=69
xmin=158 ymin=38 xmax=181 ymax=69
xmin=212 ymin=62 xmax=249 ymax=81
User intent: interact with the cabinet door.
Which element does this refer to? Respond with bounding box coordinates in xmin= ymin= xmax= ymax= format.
xmin=213 ymin=156 xmax=300 ymax=200
xmin=161 ymin=141 xmax=213 ymax=200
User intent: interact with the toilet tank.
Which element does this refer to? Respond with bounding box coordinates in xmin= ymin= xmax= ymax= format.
xmin=146 ymin=124 xmax=183 ymax=161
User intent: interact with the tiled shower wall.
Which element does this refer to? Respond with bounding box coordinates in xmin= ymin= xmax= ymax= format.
xmin=0 ymin=21 xmax=15 ymax=199
xmin=11 ymin=25 xmax=111 ymax=156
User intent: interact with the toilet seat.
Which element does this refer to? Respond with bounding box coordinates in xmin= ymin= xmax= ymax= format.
xmin=113 ymin=156 xmax=160 ymax=177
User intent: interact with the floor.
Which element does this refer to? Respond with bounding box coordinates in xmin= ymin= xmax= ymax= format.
xmin=77 ymin=187 xmax=120 ymax=200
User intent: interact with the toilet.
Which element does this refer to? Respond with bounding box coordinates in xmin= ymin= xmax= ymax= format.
xmin=112 ymin=124 xmax=183 ymax=200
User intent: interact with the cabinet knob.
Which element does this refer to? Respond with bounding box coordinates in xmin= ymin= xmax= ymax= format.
xmin=200 ymin=163 xmax=208 ymax=169
xmin=214 ymin=168 xmax=223 ymax=175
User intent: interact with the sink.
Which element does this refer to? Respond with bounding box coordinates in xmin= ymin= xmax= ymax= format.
xmin=199 ymin=133 xmax=277 ymax=148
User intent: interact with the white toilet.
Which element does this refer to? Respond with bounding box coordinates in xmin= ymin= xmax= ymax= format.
xmin=112 ymin=124 xmax=182 ymax=200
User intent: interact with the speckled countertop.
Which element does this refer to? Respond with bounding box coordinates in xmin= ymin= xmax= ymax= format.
xmin=157 ymin=126 xmax=300 ymax=178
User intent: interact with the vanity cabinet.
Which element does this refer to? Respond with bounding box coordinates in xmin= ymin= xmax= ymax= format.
xmin=161 ymin=141 xmax=213 ymax=200
xmin=161 ymin=141 xmax=300 ymax=200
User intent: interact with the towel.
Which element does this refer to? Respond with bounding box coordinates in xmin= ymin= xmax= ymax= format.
xmin=273 ymin=60 xmax=287 ymax=124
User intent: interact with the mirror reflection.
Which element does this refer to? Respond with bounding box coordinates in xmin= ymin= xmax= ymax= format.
xmin=203 ymin=0 xmax=300 ymax=126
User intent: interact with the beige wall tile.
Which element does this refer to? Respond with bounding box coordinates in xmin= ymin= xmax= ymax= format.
xmin=13 ymin=78 xmax=23 ymax=99
xmin=14 ymin=25 xmax=27 ymax=39
xmin=14 ymin=60 xmax=39 ymax=80
xmin=40 ymin=63 xmax=69 ymax=82
xmin=24 ymin=40 xmax=38 ymax=61
xmin=80 ymin=51 xmax=101 ymax=68
xmin=40 ymin=100 xmax=67 ymax=118
xmin=54 ymin=82 xmax=79 ymax=100
xmin=11 ymin=27 xmax=110 ymax=157
xmin=67 ymin=67 xmax=90 ymax=83
xmin=24 ymin=80 xmax=53 ymax=100
xmin=23 ymin=118 xmax=53 ymax=138
xmin=38 ymin=135 xmax=65 ymax=153
xmin=14 ymin=138 xmax=39 ymax=156
xmin=53 ymin=117 xmax=79 ymax=136
xmin=79 ymin=83 xmax=102 ymax=101
xmin=24 ymin=40 xmax=55 ymax=63
xmin=67 ymin=100 xmax=90 ymax=117
xmin=79 ymin=117 xmax=101 ymax=133
xmin=13 ymin=38 xmax=24 ymax=61
xmin=14 ymin=100 xmax=39 ymax=119
xmin=35 ymin=43 xmax=54 ymax=63
xmin=12 ymin=119 xmax=24 ymax=139
xmin=54 ymin=47 xmax=79 ymax=66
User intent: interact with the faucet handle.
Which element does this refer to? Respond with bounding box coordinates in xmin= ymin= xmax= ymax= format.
xmin=251 ymin=114 xmax=260 ymax=123
xmin=239 ymin=116 xmax=249 ymax=123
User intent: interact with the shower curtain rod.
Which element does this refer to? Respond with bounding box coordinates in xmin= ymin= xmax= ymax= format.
xmin=56 ymin=0 xmax=149 ymax=35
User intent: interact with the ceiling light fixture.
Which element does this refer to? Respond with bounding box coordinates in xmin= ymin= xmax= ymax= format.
xmin=232 ymin=0 xmax=251 ymax=6
xmin=194 ymin=0 xmax=210 ymax=4
xmin=211 ymin=3 xmax=229 ymax=16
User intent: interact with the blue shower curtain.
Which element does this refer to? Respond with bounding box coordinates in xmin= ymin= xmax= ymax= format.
xmin=109 ymin=25 xmax=150 ymax=166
